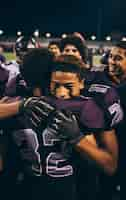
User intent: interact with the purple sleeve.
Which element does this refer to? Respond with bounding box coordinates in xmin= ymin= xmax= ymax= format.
xmin=105 ymin=87 xmax=120 ymax=105
xmin=5 ymin=76 xmax=17 ymax=96
xmin=105 ymin=87 xmax=123 ymax=127
xmin=5 ymin=74 xmax=28 ymax=97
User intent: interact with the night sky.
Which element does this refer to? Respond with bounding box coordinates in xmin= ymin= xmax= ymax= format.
xmin=0 ymin=0 xmax=126 ymax=39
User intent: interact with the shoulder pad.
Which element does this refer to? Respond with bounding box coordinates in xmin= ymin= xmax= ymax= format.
xmin=88 ymin=84 xmax=110 ymax=94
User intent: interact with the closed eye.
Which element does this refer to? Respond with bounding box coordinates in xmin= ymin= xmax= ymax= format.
xmin=64 ymin=84 xmax=73 ymax=89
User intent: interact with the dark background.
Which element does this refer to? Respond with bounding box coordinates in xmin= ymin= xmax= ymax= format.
xmin=0 ymin=0 xmax=125 ymax=39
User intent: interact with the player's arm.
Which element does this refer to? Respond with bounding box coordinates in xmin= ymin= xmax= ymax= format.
xmin=0 ymin=100 xmax=21 ymax=119
xmin=0 ymin=97 xmax=55 ymax=131
xmin=75 ymin=129 xmax=118 ymax=175
xmin=48 ymin=110 xmax=118 ymax=175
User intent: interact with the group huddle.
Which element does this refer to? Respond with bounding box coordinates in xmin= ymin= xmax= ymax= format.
xmin=0 ymin=33 xmax=124 ymax=200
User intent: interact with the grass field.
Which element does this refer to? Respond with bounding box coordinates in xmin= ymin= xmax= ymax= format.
xmin=4 ymin=52 xmax=16 ymax=61
xmin=3 ymin=52 xmax=102 ymax=65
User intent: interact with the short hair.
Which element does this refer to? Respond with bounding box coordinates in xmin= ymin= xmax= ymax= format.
xmin=48 ymin=40 xmax=61 ymax=50
xmin=60 ymin=35 xmax=88 ymax=63
xmin=51 ymin=54 xmax=85 ymax=80
xmin=21 ymin=48 xmax=54 ymax=90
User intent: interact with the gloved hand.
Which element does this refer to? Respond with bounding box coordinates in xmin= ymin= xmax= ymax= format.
xmin=47 ymin=110 xmax=84 ymax=145
xmin=19 ymin=97 xmax=55 ymax=131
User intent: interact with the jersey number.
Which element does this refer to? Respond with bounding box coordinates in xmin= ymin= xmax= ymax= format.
xmin=42 ymin=129 xmax=73 ymax=177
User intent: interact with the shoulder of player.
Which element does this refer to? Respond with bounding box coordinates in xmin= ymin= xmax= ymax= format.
xmin=79 ymin=96 xmax=106 ymax=130
xmin=88 ymin=83 xmax=111 ymax=93
xmin=88 ymin=83 xmax=119 ymax=104
xmin=79 ymin=95 xmax=104 ymax=113
xmin=91 ymin=65 xmax=106 ymax=72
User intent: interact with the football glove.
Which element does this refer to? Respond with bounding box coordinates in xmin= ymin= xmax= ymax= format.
xmin=47 ymin=110 xmax=84 ymax=145
xmin=19 ymin=97 xmax=55 ymax=131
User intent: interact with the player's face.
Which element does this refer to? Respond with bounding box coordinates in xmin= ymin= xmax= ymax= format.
xmin=50 ymin=71 xmax=84 ymax=99
xmin=62 ymin=45 xmax=82 ymax=60
xmin=48 ymin=44 xmax=61 ymax=57
xmin=108 ymin=47 xmax=126 ymax=81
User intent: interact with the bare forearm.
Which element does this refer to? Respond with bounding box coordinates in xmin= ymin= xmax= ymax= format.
xmin=0 ymin=101 xmax=21 ymax=119
xmin=75 ymin=137 xmax=117 ymax=175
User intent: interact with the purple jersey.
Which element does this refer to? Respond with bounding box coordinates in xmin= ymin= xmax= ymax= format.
xmin=1 ymin=95 xmax=109 ymax=200
xmin=1 ymin=100 xmax=77 ymax=200
xmin=45 ymin=95 xmax=107 ymax=132
xmin=5 ymin=73 xmax=29 ymax=97
xmin=1 ymin=95 xmax=107 ymax=178
xmin=84 ymin=83 xmax=123 ymax=128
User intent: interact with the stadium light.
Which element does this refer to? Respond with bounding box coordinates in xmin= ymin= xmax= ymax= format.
xmin=106 ymin=36 xmax=111 ymax=41
xmin=122 ymin=37 xmax=126 ymax=41
xmin=0 ymin=30 xmax=4 ymax=35
xmin=45 ymin=33 xmax=51 ymax=38
xmin=17 ymin=31 xmax=22 ymax=36
xmin=61 ymin=33 xmax=67 ymax=39
xmin=34 ymin=30 xmax=39 ymax=37
xmin=91 ymin=35 xmax=96 ymax=40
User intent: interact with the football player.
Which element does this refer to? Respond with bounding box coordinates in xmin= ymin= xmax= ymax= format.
xmin=3 ymin=36 xmax=38 ymax=99
xmin=44 ymin=55 xmax=121 ymax=200
xmin=48 ymin=40 xmax=61 ymax=57
xmin=3 ymin=36 xmax=37 ymax=81
xmin=60 ymin=34 xmax=88 ymax=64
xmin=107 ymin=41 xmax=126 ymax=199
xmin=16 ymin=54 xmax=119 ymax=200
xmin=0 ymin=48 xmax=54 ymax=200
